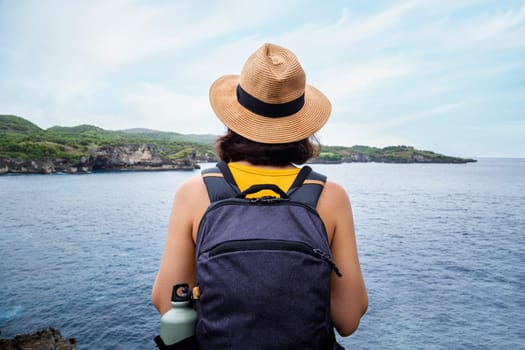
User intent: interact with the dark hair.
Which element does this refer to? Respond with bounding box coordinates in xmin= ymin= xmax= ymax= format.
xmin=215 ymin=129 xmax=320 ymax=166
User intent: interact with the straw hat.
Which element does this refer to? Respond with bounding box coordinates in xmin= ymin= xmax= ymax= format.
xmin=209 ymin=43 xmax=331 ymax=144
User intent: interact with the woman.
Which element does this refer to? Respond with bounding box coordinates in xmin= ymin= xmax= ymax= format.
xmin=152 ymin=43 xmax=367 ymax=346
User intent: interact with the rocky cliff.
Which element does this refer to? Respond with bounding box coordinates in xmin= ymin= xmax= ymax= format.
xmin=0 ymin=144 xmax=199 ymax=175
xmin=0 ymin=327 xmax=76 ymax=350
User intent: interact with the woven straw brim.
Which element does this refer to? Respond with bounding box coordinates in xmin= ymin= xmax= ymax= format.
xmin=209 ymin=75 xmax=331 ymax=144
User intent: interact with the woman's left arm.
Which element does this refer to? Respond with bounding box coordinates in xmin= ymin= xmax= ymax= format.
xmin=318 ymin=181 xmax=368 ymax=336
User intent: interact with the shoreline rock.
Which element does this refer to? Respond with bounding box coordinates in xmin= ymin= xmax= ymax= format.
xmin=0 ymin=327 xmax=76 ymax=350
xmin=310 ymin=151 xmax=476 ymax=164
xmin=0 ymin=144 xmax=200 ymax=175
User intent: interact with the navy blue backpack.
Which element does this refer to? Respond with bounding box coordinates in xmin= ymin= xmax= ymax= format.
xmin=194 ymin=162 xmax=343 ymax=350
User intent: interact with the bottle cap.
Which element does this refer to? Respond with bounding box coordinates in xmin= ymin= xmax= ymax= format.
xmin=171 ymin=283 xmax=191 ymax=302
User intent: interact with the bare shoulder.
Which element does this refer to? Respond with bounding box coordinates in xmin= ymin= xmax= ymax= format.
xmin=174 ymin=175 xmax=209 ymax=204
xmin=171 ymin=175 xmax=210 ymax=241
xmin=318 ymin=181 xmax=351 ymax=210
xmin=317 ymin=181 xmax=352 ymax=243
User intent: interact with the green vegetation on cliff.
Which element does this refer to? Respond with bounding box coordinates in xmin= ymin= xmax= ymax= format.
xmin=320 ymin=145 xmax=476 ymax=163
xmin=0 ymin=115 xmax=476 ymax=164
xmin=0 ymin=115 xmax=216 ymax=162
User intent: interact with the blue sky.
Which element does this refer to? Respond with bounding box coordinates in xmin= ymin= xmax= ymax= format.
xmin=1 ymin=0 xmax=524 ymax=158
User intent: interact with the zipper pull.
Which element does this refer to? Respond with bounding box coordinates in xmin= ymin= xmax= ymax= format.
xmin=250 ymin=196 xmax=290 ymax=204
xmin=313 ymin=248 xmax=343 ymax=277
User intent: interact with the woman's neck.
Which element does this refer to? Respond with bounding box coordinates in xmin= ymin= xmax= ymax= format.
xmin=233 ymin=160 xmax=296 ymax=170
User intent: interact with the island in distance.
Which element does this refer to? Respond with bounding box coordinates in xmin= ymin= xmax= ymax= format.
xmin=0 ymin=115 xmax=476 ymax=175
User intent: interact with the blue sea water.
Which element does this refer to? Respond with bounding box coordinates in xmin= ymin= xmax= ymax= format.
xmin=0 ymin=159 xmax=524 ymax=349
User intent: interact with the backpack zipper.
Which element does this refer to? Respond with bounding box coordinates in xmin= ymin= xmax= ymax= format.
xmin=207 ymin=239 xmax=342 ymax=277
xmin=312 ymin=248 xmax=343 ymax=277
xmin=206 ymin=198 xmax=322 ymax=220
xmin=199 ymin=199 xmax=330 ymax=240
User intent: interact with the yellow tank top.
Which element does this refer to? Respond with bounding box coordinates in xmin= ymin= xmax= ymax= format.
xmin=228 ymin=162 xmax=301 ymax=198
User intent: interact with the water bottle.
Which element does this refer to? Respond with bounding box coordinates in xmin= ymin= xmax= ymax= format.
xmin=159 ymin=283 xmax=197 ymax=346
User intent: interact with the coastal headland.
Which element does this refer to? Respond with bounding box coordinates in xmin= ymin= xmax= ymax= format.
xmin=0 ymin=115 xmax=476 ymax=175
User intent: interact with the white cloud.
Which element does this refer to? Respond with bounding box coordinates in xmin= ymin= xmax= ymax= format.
xmin=319 ymin=101 xmax=465 ymax=149
xmin=319 ymin=122 xmax=411 ymax=148
xmin=342 ymin=0 xmax=425 ymax=40
xmin=122 ymin=83 xmax=222 ymax=134
xmin=462 ymin=3 xmax=525 ymax=47
xmin=382 ymin=102 xmax=465 ymax=128
xmin=320 ymin=57 xmax=416 ymax=101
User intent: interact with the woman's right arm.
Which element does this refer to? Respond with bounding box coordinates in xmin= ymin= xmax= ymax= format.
xmin=151 ymin=176 xmax=208 ymax=315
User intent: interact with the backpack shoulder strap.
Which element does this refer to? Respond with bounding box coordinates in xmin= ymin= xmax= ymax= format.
xmin=288 ymin=166 xmax=327 ymax=208
xmin=201 ymin=161 xmax=241 ymax=203
xmin=202 ymin=162 xmax=326 ymax=207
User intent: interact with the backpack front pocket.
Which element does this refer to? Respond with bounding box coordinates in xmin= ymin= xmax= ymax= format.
xmin=206 ymin=239 xmax=341 ymax=276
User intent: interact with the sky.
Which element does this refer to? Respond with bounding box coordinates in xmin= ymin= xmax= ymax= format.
xmin=1 ymin=0 xmax=524 ymax=158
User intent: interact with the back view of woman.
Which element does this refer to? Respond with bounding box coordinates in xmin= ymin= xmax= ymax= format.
xmin=152 ymin=43 xmax=368 ymax=349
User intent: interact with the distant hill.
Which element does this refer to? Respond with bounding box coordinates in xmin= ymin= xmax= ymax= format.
xmin=319 ymin=145 xmax=477 ymax=164
xmin=0 ymin=115 xmax=216 ymax=165
xmin=0 ymin=115 xmax=43 ymax=133
xmin=0 ymin=115 xmax=476 ymax=173
xmin=120 ymin=128 xmax=217 ymax=145
xmin=47 ymin=124 xmax=108 ymax=134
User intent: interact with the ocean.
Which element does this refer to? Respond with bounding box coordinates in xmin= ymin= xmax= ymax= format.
xmin=0 ymin=159 xmax=524 ymax=349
